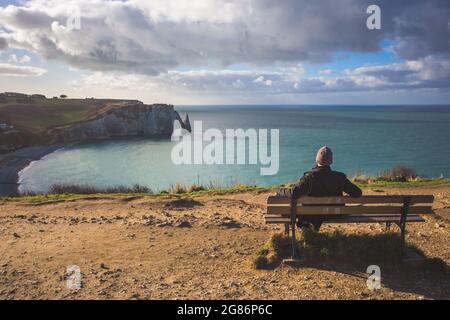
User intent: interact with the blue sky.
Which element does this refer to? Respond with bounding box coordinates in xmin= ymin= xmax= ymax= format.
xmin=0 ymin=0 xmax=449 ymax=105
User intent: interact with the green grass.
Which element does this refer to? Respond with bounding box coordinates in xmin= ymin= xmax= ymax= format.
xmin=252 ymin=230 xmax=448 ymax=271
xmin=0 ymin=185 xmax=268 ymax=203
xmin=299 ymin=228 xmax=406 ymax=263
xmin=354 ymin=178 xmax=450 ymax=188
xmin=1 ymin=178 xmax=448 ymax=204
xmin=0 ymin=97 xmax=133 ymax=131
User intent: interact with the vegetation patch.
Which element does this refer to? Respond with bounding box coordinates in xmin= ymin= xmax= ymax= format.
xmin=44 ymin=183 xmax=152 ymax=195
xmin=2 ymin=168 xmax=449 ymax=203
xmin=252 ymin=230 xmax=447 ymax=272
xmin=0 ymin=97 xmax=108 ymax=131
xmin=350 ymin=165 xmax=449 ymax=187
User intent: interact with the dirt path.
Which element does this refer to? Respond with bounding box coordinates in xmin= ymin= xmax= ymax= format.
xmin=0 ymin=185 xmax=449 ymax=300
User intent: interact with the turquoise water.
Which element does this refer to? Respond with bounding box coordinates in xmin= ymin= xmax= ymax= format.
xmin=19 ymin=105 xmax=450 ymax=193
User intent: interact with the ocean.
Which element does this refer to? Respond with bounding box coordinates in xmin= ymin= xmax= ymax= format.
xmin=18 ymin=105 xmax=450 ymax=194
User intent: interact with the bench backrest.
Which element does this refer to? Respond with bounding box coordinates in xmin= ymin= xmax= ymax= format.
xmin=267 ymin=195 xmax=434 ymax=216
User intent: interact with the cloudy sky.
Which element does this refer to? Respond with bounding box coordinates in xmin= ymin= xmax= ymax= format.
xmin=0 ymin=0 xmax=449 ymax=105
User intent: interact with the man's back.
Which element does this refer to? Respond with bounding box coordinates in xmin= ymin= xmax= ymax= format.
xmin=278 ymin=166 xmax=362 ymax=199
xmin=276 ymin=146 xmax=362 ymax=230
xmin=302 ymin=166 xmax=362 ymax=197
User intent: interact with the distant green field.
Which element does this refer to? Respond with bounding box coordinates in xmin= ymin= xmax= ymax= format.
xmin=0 ymin=96 xmax=120 ymax=131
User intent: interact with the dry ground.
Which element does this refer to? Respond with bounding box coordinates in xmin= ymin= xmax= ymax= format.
xmin=0 ymin=185 xmax=449 ymax=300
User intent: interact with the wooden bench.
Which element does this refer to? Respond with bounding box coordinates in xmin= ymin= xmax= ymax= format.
xmin=264 ymin=195 xmax=434 ymax=259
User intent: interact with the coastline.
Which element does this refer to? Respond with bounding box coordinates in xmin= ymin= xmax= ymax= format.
xmin=0 ymin=145 xmax=64 ymax=196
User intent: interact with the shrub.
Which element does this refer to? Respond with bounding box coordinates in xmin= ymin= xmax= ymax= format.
xmin=188 ymin=183 xmax=206 ymax=193
xmin=48 ymin=183 xmax=152 ymax=194
xmin=378 ymin=166 xmax=418 ymax=182
xmin=169 ymin=183 xmax=188 ymax=194
xmin=351 ymin=174 xmax=370 ymax=184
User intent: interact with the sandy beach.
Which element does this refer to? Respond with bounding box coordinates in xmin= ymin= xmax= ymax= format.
xmin=0 ymin=185 xmax=448 ymax=300
xmin=0 ymin=145 xmax=63 ymax=196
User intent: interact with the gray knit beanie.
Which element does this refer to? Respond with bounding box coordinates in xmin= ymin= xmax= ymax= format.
xmin=316 ymin=146 xmax=333 ymax=167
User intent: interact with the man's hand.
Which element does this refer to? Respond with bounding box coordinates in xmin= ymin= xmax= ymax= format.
xmin=276 ymin=188 xmax=290 ymax=197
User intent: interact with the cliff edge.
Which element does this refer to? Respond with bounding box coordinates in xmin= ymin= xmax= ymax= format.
xmin=0 ymin=94 xmax=191 ymax=150
xmin=46 ymin=102 xmax=186 ymax=143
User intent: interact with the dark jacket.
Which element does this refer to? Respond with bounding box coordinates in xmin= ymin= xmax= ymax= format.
xmin=277 ymin=166 xmax=362 ymax=199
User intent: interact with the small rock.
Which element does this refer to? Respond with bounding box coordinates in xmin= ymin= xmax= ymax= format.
xmin=360 ymin=291 xmax=369 ymax=297
xmin=100 ymin=263 xmax=109 ymax=270
xmin=177 ymin=221 xmax=192 ymax=228
xmin=158 ymin=222 xmax=173 ymax=228
xmin=434 ymin=223 xmax=445 ymax=228
xmin=417 ymin=232 xmax=428 ymax=238
xmin=13 ymin=233 xmax=20 ymax=238
xmin=219 ymin=219 xmax=241 ymax=229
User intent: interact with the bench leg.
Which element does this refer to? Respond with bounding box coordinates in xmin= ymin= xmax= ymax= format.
xmin=385 ymin=222 xmax=391 ymax=232
xmin=284 ymin=223 xmax=290 ymax=237
xmin=400 ymin=197 xmax=411 ymax=256
xmin=291 ymin=222 xmax=298 ymax=259
xmin=290 ymin=199 xmax=299 ymax=260
xmin=400 ymin=221 xmax=406 ymax=255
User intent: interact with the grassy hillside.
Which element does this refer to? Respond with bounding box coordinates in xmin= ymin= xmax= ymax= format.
xmin=0 ymin=96 xmax=137 ymax=131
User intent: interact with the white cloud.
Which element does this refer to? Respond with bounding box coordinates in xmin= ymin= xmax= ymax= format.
xmin=1 ymin=0 xmax=449 ymax=76
xmin=254 ymin=76 xmax=272 ymax=86
xmin=0 ymin=62 xmax=47 ymax=76
xmin=1 ymin=0 xmax=449 ymax=101
xmin=9 ymin=54 xmax=31 ymax=63
xmin=71 ymin=54 xmax=450 ymax=96
xmin=71 ymin=72 xmax=156 ymax=90
xmin=20 ymin=54 xmax=31 ymax=63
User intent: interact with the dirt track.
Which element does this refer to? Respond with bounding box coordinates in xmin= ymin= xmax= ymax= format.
xmin=0 ymin=185 xmax=449 ymax=300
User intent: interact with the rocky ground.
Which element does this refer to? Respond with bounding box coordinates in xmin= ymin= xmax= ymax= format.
xmin=0 ymin=185 xmax=449 ymax=300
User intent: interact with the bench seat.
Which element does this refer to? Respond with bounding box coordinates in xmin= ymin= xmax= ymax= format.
xmin=264 ymin=213 xmax=425 ymax=224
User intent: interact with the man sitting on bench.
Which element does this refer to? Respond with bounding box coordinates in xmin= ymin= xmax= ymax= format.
xmin=277 ymin=146 xmax=362 ymax=231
